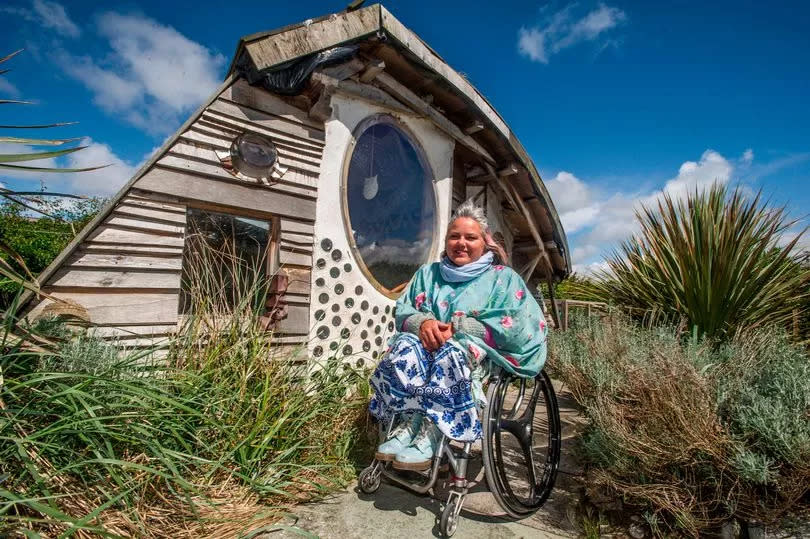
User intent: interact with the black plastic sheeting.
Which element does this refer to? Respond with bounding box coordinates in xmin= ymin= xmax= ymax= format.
xmin=235 ymin=46 xmax=359 ymax=96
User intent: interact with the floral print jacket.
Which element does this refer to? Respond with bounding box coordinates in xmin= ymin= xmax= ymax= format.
xmin=394 ymin=262 xmax=549 ymax=378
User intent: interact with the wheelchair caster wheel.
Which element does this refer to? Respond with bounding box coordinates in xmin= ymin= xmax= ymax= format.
xmin=358 ymin=464 xmax=381 ymax=494
xmin=440 ymin=498 xmax=460 ymax=537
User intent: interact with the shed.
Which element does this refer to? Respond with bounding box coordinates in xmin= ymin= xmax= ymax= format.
xmin=25 ymin=4 xmax=570 ymax=361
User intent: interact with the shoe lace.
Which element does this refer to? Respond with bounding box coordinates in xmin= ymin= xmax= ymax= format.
xmin=389 ymin=415 xmax=419 ymax=442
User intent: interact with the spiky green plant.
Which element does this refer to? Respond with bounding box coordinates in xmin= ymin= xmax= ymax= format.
xmin=0 ymin=49 xmax=105 ymax=294
xmin=1 ymin=232 xmax=371 ymax=537
xmin=596 ymin=183 xmax=808 ymax=340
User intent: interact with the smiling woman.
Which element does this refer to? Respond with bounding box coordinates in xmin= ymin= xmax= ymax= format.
xmin=344 ymin=115 xmax=436 ymax=295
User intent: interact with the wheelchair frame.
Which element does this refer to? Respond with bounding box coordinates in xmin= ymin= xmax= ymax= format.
xmin=358 ymin=369 xmax=562 ymax=537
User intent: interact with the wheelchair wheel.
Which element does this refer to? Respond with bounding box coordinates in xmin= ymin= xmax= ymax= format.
xmin=358 ymin=464 xmax=381 ymax=494
xmin=482 ymin=369 xmax=561 ymax=518
xmin=440 ymin=497 xmax=461 ymax=537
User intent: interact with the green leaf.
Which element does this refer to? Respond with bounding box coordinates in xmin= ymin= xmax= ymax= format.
xmin=0 ymin=162 xmax=109 ymax=173
xmin=0 ymin=49 xmax=23 ymax=64
xmin=0 ymin=136 xmax=81 ymax=146
xmin=0 ymin=189 xmax=87 ymax=198
xmin=0 ymin=146 xmax=86 ymax=163
xmin=0 ymin=122 xmax=78 ymax=129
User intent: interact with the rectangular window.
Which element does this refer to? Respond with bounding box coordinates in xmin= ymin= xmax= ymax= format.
xmin=179 ymin=208 xmax=276 ymax=314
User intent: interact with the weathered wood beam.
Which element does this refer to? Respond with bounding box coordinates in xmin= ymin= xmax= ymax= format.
xmin=359 ymin=59 xmax=385 ymax=83
xmin=514 ymin=239 xmax=559 ymax=252
xmin=309 ymin=74 xmax=338 ymax=122
xmin=496 ymin=171 xmax=555 ymax=280
xmin=518 ymin=253 xmax=542 ymax=281
xmin=466 ymin=171 xmax=497 ymax=184
xmin=318 ymin=58 xmax=366 ymax=81
xmin=314 ymin=73 xmax=412 ymax=114
xmin=374 ymin=71 xmax=496 ymax=164
xmin=498 ymin=163 xmax=519 ymax=177
xmin=464 ymin=121 xmax=485 ymax=135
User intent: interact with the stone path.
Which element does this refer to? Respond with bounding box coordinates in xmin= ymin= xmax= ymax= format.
xmin=269 ymin=383 xmax=587 ymax=539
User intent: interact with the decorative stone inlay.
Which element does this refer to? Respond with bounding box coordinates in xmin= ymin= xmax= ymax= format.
xmin=309 ymin=236 xmax=397 ymax=365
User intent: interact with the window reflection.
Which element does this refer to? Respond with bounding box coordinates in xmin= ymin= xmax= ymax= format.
xmin=180 ymin=208 xmax=270 ymax=314
xmin=346 ymin=119 xmax=435 ymax=292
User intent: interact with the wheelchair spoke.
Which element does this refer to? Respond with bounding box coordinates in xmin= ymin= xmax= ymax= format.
xmin=506 ymin=379 xmax=526 ymax=420
xmin=498 ymin=417 xmax=532 ymax=447
xmin=522 ymin=438 xmax=539 ymax=500
xmin=518 ymin=378 xmax=542 ymax=424
xmin=483 ymin=371 xmax=562 ymax=518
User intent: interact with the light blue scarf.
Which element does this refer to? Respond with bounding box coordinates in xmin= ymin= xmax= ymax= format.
xmin=439 ymin=251 xmax=494 ymax=282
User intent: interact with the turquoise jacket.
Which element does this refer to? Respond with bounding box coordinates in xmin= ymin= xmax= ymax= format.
xmin=394 ymin=262 xmax=549 ymax=378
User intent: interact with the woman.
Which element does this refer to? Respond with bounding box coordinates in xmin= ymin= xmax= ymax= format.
xmin=368 ymin=201 xmax=549 ymax=471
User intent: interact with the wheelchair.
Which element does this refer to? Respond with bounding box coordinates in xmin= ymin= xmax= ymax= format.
xmin=358 ymin=367 xmax=562 ymax=537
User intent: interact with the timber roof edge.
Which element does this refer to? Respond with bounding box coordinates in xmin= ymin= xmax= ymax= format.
xmin=227 ymin=4 xmax=571 ymax=278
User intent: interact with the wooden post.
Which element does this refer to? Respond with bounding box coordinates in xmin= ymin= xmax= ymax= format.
xmin=563 ymin=300 xmax=569 ymax=331
xmin=546 ymin=278 xmax=563 ymax=330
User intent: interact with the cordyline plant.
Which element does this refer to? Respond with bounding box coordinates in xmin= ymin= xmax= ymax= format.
xmin=595 ymin=183 xmax=808 ymax=341
xmin=0 ymin=49 xmax=105 ymax=295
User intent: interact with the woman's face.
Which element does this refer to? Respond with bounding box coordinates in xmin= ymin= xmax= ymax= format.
xmin=445 ymin=217 xmax=486 ymax=266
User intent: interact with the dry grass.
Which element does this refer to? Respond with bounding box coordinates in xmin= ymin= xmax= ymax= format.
xmin=549 ymin=314 xmax=810 ymax=536
xmin=1 ymin=234 xmax=374 ymax=537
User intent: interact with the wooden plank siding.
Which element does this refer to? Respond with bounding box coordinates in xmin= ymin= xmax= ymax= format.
xmin=31 ymin=79 xmax=322 ymax=348
xmin=131 ymin=81 xmax=322 ymax=341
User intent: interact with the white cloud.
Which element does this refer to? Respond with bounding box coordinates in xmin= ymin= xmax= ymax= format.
xmin=778 ymin=226 xmax=810 ymax=255
xmin=572 ymin=260 xmax=610 ymax=277
xmin=745 ymin=152 xmax=810 ymax=182
xmin=646 ymin=149 xmax=732 ymax=205
xmin=358 ymin=237 xmax=432 ymax=266
xmin=0 ymin=77 xmax=20 ymax=97
xmin=546 ymin=171 xmax=601 ymax=232
xmin=32 ymin=0 xmax=80 ymax=38
xmin=741 ymin=148 xmax=754 ymax=164
xmin=562 ymin=150 xmax=735 ymax=269
xmin=62 ymin=138 xmax=137 ymax=195
xmin=518 ymin=3 xmax=626 ymax=63
xmin=0 ymin=138 xmax=136 ymax=197
xmin=58 ymin=12 xmax=226 ymax=135
xmin=1 ymin=1 xmax=79 ymax=38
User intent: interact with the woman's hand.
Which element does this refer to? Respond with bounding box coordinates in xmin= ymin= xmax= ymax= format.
xmin=419 ymin=319 xmax=453 ymax=352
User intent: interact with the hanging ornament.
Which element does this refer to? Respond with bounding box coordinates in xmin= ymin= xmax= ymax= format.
xmin=363 ymin=174 xmax=378 ymax=200
xmin=362 ymin=124 xmax=378 ymax=200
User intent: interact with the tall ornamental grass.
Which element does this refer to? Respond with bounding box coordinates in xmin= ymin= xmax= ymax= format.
xmin=596 ymin=183 xmax=808 ymax=341
xmin=549 ymin=314 xmax=810 ymax=536
xmin=0 ymin=234 xmax=373 ymax=537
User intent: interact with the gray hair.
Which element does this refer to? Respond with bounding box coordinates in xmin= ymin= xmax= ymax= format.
xmin=447 ymin=200 xmax=509 ymax=264
xmin=450 ymin=199 xmax=489 ymax=233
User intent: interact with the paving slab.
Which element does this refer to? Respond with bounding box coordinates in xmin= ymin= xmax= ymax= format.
xmin=265 ymin=382 xmax=586 ymax=539
xmin=276 ymin=481 xmax=571 ymax=538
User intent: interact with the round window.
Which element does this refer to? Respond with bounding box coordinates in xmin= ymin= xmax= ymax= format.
xmin=344 ymin=117 xmax=436 ymax=295
xmin=230 ymin=133 xmax=277 ymax=178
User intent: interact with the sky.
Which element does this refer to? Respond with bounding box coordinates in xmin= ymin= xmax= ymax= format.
xmin=1 ymin=0 xmax=808 ymax=274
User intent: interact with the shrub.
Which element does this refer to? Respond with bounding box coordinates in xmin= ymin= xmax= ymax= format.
xmin=549 ymin=314 xmax=810 ymax=535
xmin=0 ymin=235 xmax=372 ymax=537
xmin=595 ymin=183 xmax=808 ymax=341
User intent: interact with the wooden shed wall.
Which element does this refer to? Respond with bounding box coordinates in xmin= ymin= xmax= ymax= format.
xmin=30 ymin=79 xmax=324 ymax=351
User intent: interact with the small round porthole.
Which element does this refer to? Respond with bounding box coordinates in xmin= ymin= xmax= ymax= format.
xmin=230 ymin=133 xmax=277 ymax=178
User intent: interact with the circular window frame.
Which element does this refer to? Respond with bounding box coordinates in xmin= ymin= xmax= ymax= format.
xmin=340 ymin=114 xmax=440 ymax=299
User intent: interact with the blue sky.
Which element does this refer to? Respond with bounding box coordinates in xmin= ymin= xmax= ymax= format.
xmin=2 ymin=0 xmax=808 ymax=273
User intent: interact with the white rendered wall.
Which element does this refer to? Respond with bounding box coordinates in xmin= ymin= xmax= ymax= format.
xmin=309 ymin=93 xmax=454 ymax=367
